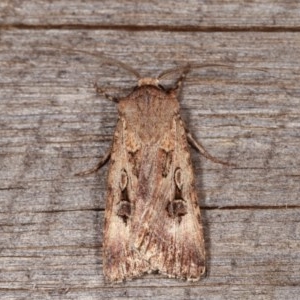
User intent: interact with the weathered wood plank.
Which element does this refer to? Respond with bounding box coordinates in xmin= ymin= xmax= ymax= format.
xmin=0 ymin=210 xmax=299 ymax=299
xmin=1 ymin=0 xmax=300 ymax=28
xmin=0 ymin=30 xmax=299 ymax=210
xmin=1 ymin=27 xmax=300 ymax=299
xmin=1 ymin=287 xmax=300 ymax=300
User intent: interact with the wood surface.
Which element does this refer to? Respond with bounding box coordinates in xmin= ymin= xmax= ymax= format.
xmin=0 ymin=1 xmax=299 ymax=299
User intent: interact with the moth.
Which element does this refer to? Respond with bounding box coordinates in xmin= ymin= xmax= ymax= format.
xmin=73 ymin=53 xmax=231 ymax=282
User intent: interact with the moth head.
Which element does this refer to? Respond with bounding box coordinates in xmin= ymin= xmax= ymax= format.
xmin=135 ymin=65 xmax=191 ymax=91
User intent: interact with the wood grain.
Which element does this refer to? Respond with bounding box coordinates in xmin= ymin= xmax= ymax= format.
xmin=1 ymin=0 xmax=300 ymax=28
xmin=0 ymin=2 xmax=300 ymax=299
xmin=0 ymin=209 xmax=299 ymax=299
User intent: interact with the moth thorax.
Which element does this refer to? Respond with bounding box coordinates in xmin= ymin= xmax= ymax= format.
xmin=138 ymin=77 xmax=159 ymax=87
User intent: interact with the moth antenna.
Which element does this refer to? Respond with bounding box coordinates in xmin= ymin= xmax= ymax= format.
xmin=190 ymin=63 xmax=268 ymax=74
xmin=38 ymin=46 xmax=141 ymax=79
xmin=158 ymin=63 xmax=268 ymax=80
xmin=158 ymin=64 xmax=191 ymax=81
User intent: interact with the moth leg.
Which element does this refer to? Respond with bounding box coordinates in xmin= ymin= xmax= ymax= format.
xmin=94 ymin=81 xmax=119 ymax=103
xmin=187 ymin=132 xmax=236 ymax=166
xmin=75 ymin=148 xmax=111 ymax=176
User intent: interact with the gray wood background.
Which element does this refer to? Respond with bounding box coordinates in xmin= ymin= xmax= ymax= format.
xmin=1 ymin=1 xmax=299 ymax=299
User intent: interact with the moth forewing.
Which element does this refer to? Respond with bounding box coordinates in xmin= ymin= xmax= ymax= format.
xmin=103 ymin=78 xmax=206 ymax=282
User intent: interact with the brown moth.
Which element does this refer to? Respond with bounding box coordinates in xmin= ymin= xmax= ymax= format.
xmin=102 ymin=71 xmax=207 ymax=282
xmin=72 ymin=53 xmax=231 ymax=282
